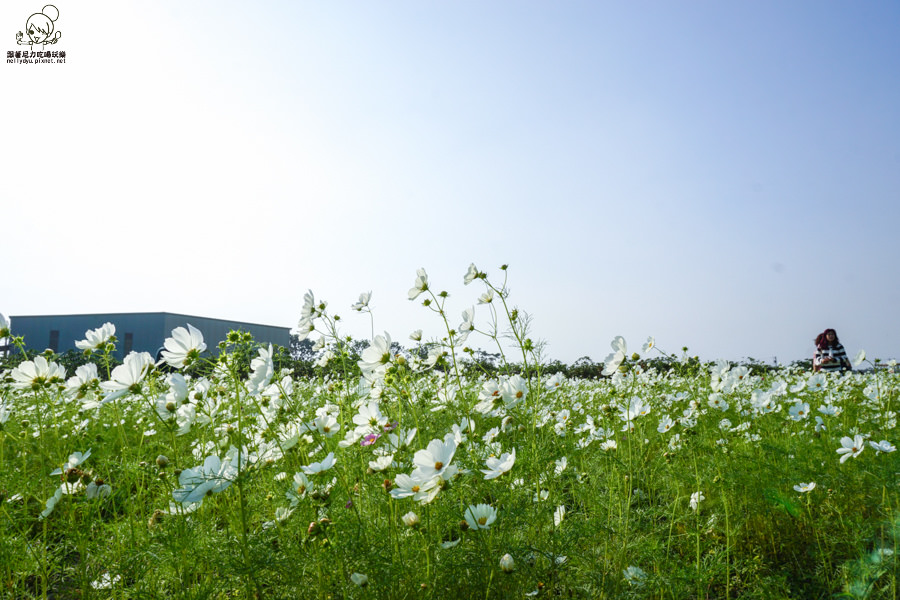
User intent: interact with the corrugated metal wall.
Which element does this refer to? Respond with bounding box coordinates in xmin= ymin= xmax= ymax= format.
xmin=9 ymin=313 xmax=290 ymax=359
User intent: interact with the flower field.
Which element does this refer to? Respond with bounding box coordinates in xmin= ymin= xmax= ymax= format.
xmin=0 ymin=266 xmax=897 ymax=599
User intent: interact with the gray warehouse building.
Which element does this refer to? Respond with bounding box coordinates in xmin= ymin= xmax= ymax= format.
xmin=9 ymin=313 xmax=291 ymax=360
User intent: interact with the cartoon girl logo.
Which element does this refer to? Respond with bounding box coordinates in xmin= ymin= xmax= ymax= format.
xmin=16 ymin=5 xmax=62 ymax=51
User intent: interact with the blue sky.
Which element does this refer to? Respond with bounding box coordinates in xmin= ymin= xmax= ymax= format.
xmin=2 ymin=1 xmax=898 ymax=364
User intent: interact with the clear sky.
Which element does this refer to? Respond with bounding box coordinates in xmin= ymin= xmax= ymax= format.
xmin=2 ymin=1 xmax=899 ymax=365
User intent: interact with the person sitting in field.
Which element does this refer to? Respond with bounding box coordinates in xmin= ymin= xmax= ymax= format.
xmin=813 ymin=328 xmax=851 ymax=372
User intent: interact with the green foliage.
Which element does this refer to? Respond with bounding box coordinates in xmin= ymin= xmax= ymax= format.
xmin=1 ymin=266 xmax=896 ymax=598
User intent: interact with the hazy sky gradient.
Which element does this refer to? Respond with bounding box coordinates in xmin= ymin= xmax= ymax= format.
xmin=3 ymin=1 xmax=898 ymax=364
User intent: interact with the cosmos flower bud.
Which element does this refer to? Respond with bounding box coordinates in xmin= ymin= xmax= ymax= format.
xmin=402 ymin=511 xmax=419 ymax=527
xmin=148 ymin=509 xmax=164 ymax=529
xmin=500 ymin=553 xmax=515 ymax=573
xmin=156 ymin=455 xmax=169 ymax=468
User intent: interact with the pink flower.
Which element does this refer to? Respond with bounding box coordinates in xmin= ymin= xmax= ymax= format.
xmin=361 ymin=433 xmax=381 ymax=447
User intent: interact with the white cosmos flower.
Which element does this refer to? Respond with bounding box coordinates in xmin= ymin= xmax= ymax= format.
xmin=86 ymin=480 xmax=112 ymax=499
xmin=836 ymin=435 xmax=865 ymax=463
xmin=708 ymin=394 xmax=729 ymax=412
xmin=544 ymin=372 xmax=565 ymax=390
xmin=852 ymin=349 xmax=866 ymax=367
xmin=50 ymin=449 xmax=92 ymax=476
xmin=412 ymin=435 xmax=457 ymax=480
xmin=641 ymin=336 xmax=655 ymax=354
xmin=793 ymin=482 xmax=816 ymax=493
xmin=75 ymin=322 xmax=116 ymax=352
xmin=450 ymin=418 xmax=474 ymax=444
xmin=39 ymin=488 xmax=64 ymax=520
xmin=401 ymin=511 xmax=419 ymax=527
xmin=620 ymin=397 xmax=650 ymax=421
xmin=0 ymin=312 xmax=9 ymax=337
xmin=314 ymin=414 xmax=340 ymax=437
xmin=246 ymin=344 xmax=274 ymax=396
xmin=481 ymin=448 xmax=516 ymax=480
xmin=463 ymin=263 xmax=480 ymax=285
xmin=91 ymin=573 xmax=121 ymax=590
xmin=161 ymin=324 xmax=206 ymax=369
xmin=351 ymin=291 xmax=372 ymax=311
xmin=368 ymin=454 xmax=394 ymax=471
xmin=384 ymin=427 xmax=417 ymax=453
xmin=302 ymin=452 xmax=336 ymax=475
xmin=11 ymin=356 xmax=67 ymax=390
xmin=818 ymin=404 xmax=840 ymax=416
xmin=156 ymin=394 xmax=178 ymax=421
xmin=350 ymin=573 xmax=368 ymax=587
xmin=314 ymin=349 xmax=334 ymax=368
xmin=390 ymin=472 xmax=440 ymax=503
xmin=602 ymin=336 xmax=627 ymax=375
xmin=300 ymin=289 xmax=317 ymax=320
xmin=262 ymin=506 xmax=295 ymax=529
xmin=477 ymin=289 xmax=494 ymax=304
xmin=868 ymin=440 xmax=896 ymax=454
xmin=807 ymin=373 xmax=826 ymax=391
xmin=295 ymin=317 xmax=315 ymax=341
xmin=553 ymin=505 xmax=566 ymax=527
xmin=459 ymin=307 xmax=475 ymax=333
xmin=408 ymin=268 xmax=429 ymax=300
xmin=172 ymin=451 xmax=239 ymax=505
xmin=66 ymin=363 xmax=101 ymax=406
xmin=287 ymin=472 xmax=335 ymax=505
xmin=623 ymin=566 xmax=647 ymax=587
xmin=657 ymin=415 xmax=675 ymax=433
xmin=353 ymin=400 xmax=387 ymax=435
xmin=409 ymin=329 xmax=423 ymax=342
xmin=424 ymin=345 xmax=447 ymax=368
xmin=788 ymin=402 xmax=810 ymax=421
xmin=464 ymin=503 xmax=497 ymax=530
xmin=690 ymin=491 xmax=705 ymax=511
xmin=358 ymin=333 xmax=393 ymax=378
xmin=101 ymin=352 xmax=154 ymax=400
xmin=554 ymin=456 xmax=568 ymax=475
xmin=338 ymin=428 xmax=364 ymax=448
xmin=500 ymin=375 xmax=527 ymax=408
